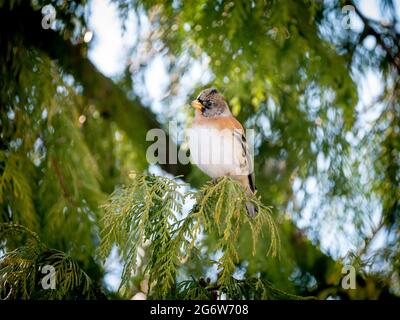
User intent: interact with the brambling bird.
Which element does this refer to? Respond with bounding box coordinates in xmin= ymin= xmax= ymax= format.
xmin=188 ymin=88 xmax=257 ymax=217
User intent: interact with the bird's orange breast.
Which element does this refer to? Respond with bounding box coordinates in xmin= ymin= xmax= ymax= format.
xmin=193 ymin=114 xmax=244 ymax=132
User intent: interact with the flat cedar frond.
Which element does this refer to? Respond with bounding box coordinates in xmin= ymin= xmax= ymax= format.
xmin=100 ymin=174 xmax=282 ymax=299
xmin=0 ymin=152 xmax=38 ymax=232
xmin=187 ymin=177 xmax=280 ymax=290
xmin=99 ymin=173 xmax=185 ymax=298
xmin=0 ymin=223 xmax=100 ymax=299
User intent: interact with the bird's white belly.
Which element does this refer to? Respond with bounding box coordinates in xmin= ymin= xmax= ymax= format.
xmin=187 ymin=124 xmax=246 ymax=178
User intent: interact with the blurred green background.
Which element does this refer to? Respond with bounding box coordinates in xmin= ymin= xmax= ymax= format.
xmin=0 ymin=0 xmax=399 ymax=299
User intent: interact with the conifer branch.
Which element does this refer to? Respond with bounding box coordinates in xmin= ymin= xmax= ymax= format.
xmin=0 ymin=223 xmax=102 ymax=299
xmin=100 ymin=173 xmax=283 ymax=299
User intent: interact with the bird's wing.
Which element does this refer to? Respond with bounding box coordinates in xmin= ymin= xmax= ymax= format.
xmin=232 ymin=128 xmax=256 ymax=192
xmin=224 ymin=116 xmax=256 ymax=192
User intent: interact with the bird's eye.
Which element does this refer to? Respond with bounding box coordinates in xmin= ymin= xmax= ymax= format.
xmin=204 ymin=100 xmax=212 ymax=109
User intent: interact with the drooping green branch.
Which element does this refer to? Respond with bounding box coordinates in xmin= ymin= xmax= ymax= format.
xmin=0 ymin=1 xmax=189 ymax=176
xmin=0 ymin=223 xmax=102 ymax=300
xmin=99 ymin=173 xmax=282 ymax=299
xmin=99 ymin=174 xmax=185 ymax=298
xmin=187 ymin=178 xmax=280 ymax=290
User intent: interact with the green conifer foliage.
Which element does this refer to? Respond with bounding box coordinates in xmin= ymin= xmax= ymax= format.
xmin=0 ymin=223 xmax=102 ymax=299
xmin=1 ymin=0 xmax=399 ymax=300
xmin=99 ymin=174 xmax=282 ymax=299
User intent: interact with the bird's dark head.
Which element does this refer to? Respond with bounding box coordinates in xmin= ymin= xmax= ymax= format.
xmin=191 ymin=88 xmax=231 ymax=117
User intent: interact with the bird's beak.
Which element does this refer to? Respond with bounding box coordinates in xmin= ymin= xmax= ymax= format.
xmin=191 ymin=100 xmax=203 ymax=110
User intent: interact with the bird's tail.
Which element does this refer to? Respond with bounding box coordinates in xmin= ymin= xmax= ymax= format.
xmin=234 ymin=175 xmax=258 ymax=217
xmin=245 ymin=201 xmax=257 ymax=218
